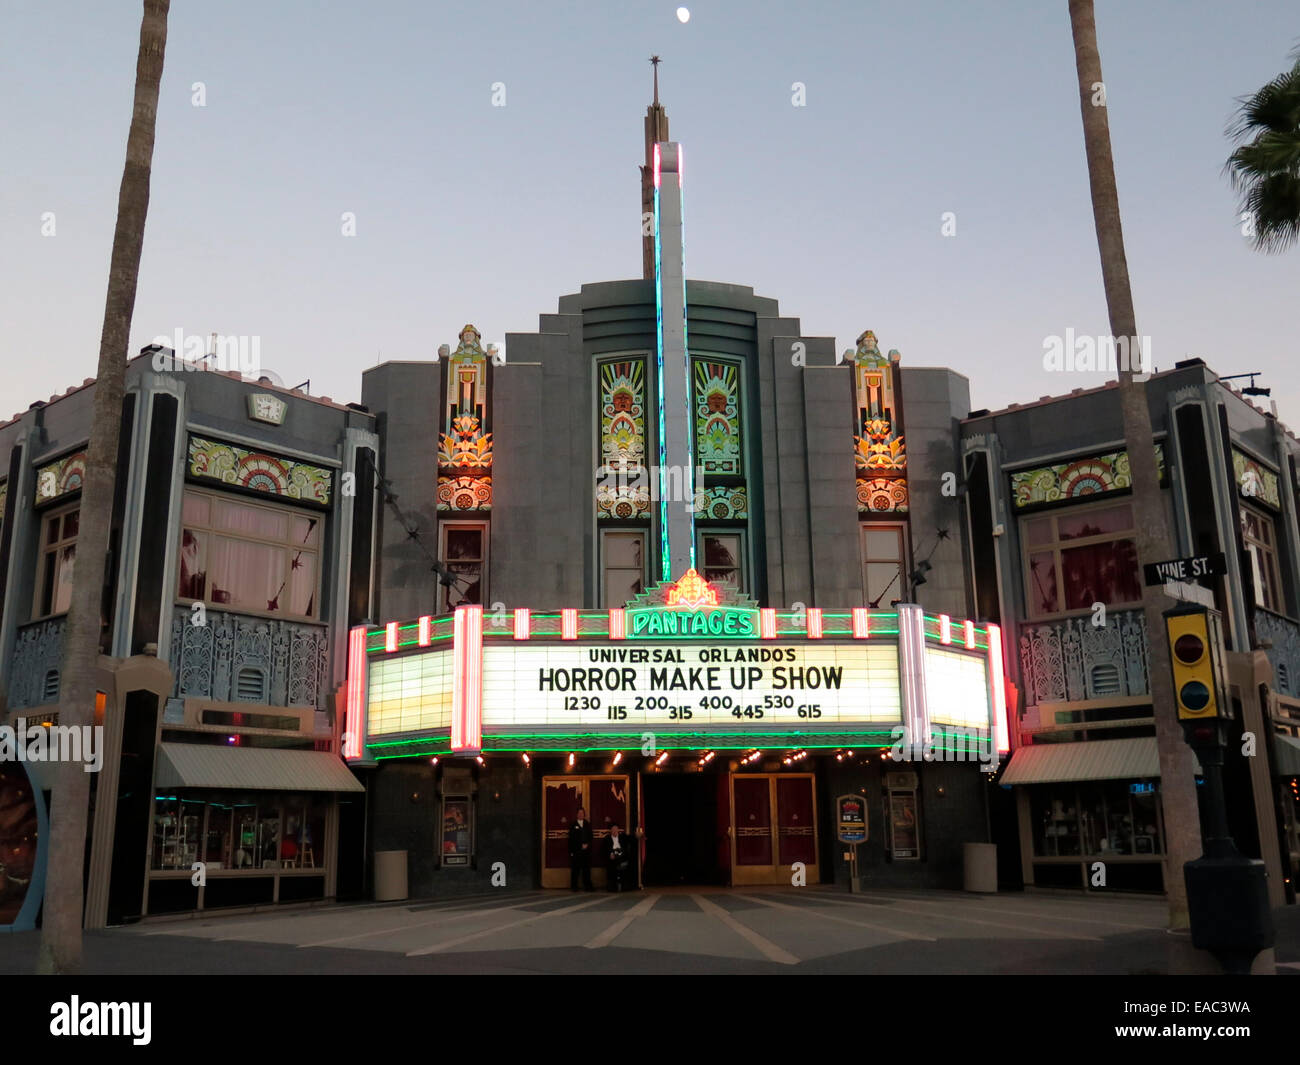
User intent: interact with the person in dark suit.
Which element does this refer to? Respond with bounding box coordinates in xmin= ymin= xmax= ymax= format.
xmin=568 ymin=807 xmax=593 ymax=891
xmin=602 ymin=822 xmax=633 ymax=891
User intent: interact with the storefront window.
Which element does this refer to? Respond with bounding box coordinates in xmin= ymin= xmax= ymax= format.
xmin=204 ymin=802 xmax=233 ymax=868
xmin=304 ymin=800 xmax=326 ymax=870
xmin=258 ymin=804 xmax=281 ymax=868
xmin=151 ymin=797 xmax=204 ymax=870
xmin=233 ymin=802 xmax=259 ymax=869
xmin=1032 ymin=784 xmax=1163 ymax=858
xmin=1030 ymin=788 xmax=1081 ymax=856
xmin=151 ymin=793 xmax=328 ymax=874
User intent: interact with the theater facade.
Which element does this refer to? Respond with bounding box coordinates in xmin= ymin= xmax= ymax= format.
xmin=345 ymin=95 xmax=1009 ymax=894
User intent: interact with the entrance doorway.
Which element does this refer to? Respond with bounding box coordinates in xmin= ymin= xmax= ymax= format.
xmin=641 ymin=772 xmax=727 ymax=886
xmin=541 ymin=775 xmax=630 ymax=889
xmin=730 ymin=773 xmax=819 ymax=885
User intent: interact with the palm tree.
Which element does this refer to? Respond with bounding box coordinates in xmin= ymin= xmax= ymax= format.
xmin=37 ymin=0 xmax=170 ymax=975
xmin=1067 ymin=0 xmax=1201 ymax=929
xmin=1227 ymin=49 xmax=1300 ymax=253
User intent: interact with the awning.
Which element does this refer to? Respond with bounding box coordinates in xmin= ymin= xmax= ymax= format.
xmin=1273 ymin=734 xmax=1300 ymax=777
xmin=999 ymin=736 xmax=1198 ymax=785
xmin=155 ymin=743 xmax=365 ymax=793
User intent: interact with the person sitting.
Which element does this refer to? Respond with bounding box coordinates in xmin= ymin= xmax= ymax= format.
xmin=603 ymin=822 xmax=633 ymax=892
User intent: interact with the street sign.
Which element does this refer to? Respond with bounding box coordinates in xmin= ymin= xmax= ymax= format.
xmin=1164 ymin=580 xmax=1215 ymax=608
xmin=1143 ymin=552 xmax=1226 ymax=586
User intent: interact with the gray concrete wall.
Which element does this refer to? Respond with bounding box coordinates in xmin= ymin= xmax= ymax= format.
xmin=903 ymin=367 xmax=972 ymax=618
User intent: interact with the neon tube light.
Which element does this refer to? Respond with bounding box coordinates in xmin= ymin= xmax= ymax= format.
xmin=343 ymin=626 xmax=368 ymax=760
xmin=653 ymin=143 xmax=670 ymax=582
xmin=385 ymin=621 xmax=398 ymax=653
xmin=987 ymin=622 xmax=1009 ymax=754
xmin=418 ymin=615 xmax=432 ymax=647
xmin=852 ymin=608 xmax=870 ymax=639
xmin=514 ymin=608 xmax=530 ymax=640
xmin=806 ymin=608 xmax=823 ymax=639
xmin=452 ymin=605 xmax=483 ymax=753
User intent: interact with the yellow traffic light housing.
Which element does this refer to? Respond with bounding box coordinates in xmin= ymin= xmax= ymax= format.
xmin=1164 ymin=607 xmax=1223 ymax=721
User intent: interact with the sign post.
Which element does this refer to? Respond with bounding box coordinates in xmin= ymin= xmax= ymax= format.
xmin=836 ymin=794 xmax=868 ymax=893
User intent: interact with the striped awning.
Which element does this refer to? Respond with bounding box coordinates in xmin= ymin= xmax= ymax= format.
xmin=155 ymin=743 xmax=364 ymax=793
xmin=1273 ymin=734 xmax=1300 ymax=777
xmin=999 ymin=736 xmax=1197 ymax=785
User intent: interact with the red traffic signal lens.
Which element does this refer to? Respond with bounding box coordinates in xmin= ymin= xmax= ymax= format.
xmin=1179 ymin=680 xmax=1211 ymax=712
xmin=1173 ymin=633 xmax=1205 ymax=664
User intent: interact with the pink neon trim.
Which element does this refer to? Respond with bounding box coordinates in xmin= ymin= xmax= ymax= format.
xmin=987 ymin=623 xmax=1010 ymax=753
xmin=343 ymin=626 xmax=367 ymax=760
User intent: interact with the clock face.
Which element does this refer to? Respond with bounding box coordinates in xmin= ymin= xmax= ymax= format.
xmin=248 ymin=393 xmax=285 ymax=425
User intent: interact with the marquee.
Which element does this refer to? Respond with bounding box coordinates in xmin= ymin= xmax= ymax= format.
xmin=342 ymin=570 xmax=1010 ymax=762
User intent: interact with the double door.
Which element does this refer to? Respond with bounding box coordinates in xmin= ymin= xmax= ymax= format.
xmin=541 ymin=775 xmax=630 ymax=888
xmin=729 ymin=773 xmax=819 ymax=885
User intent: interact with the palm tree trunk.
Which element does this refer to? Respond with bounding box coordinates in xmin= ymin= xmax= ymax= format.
xmin=1068 ymin=0 xmax=1200 ymax=929
xmin=36 ymin=0 xmax=169 ymax=975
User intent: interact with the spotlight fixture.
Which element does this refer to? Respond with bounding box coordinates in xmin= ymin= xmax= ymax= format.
xmin=612 ymin=751 xmax=623 ymax=766
xmin=567 ymin=752 xmax=575 ymax=768
xmin=521 ymin=753 xmax=530 ymax=766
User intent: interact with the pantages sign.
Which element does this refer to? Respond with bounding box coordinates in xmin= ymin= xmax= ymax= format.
xmin=344 ymin=569 xmax=1010 ymax=761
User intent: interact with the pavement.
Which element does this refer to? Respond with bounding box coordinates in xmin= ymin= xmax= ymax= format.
xmin=3 ymin=885 xmax=1299 ymax=974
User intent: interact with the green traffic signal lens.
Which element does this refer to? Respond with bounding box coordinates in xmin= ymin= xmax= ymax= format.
xmin=1173 ymin=633 xmax=1205 ymax=664
xmin=1180 ymin=680 xmax=1211 ymax=711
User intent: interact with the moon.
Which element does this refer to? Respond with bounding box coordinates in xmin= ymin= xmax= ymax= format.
xmin=677 ymin=7 xmax=690 ymax=23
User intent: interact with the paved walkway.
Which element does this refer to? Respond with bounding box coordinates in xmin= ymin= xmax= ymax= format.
xmin=9 ymin=885 xmax=1296 ymax=974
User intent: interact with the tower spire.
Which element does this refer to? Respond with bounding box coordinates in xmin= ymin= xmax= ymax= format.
xmin=641 ymin=56 xmax=670 ymax=280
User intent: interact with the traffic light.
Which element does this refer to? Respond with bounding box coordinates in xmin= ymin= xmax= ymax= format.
xmin=1165 ymin=608 xmax=1221 ymax=721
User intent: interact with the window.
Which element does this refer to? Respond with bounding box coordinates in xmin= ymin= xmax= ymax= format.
xmin=1021 ymin=501 xmax=1141 ymax=619
xmin=439 ymin=521 xmax=486 ymax=613
xmin=177 ymin=489 xmax=321 ymax=620
xmin=602 ymin=531 xmax=646 ymax=608
xmin=1241 ymin=504 xmax=1283 ymax=614
xmin=698 ymin=531 xmax=744 ymax=592
xmin=35 ymin=504 xmax=78 ymax=618
xmin=861 ymin=524 xmax=906 ymax=607
xmin=1030 ymin=783 xmax=1163 ymax=858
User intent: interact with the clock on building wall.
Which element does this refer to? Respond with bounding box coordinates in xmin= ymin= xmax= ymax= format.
xmin=247 ymin=393 xmax=287 ymax=425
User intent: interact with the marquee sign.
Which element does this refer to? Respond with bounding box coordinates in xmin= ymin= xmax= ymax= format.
xmin=342 ymin=569 xmax=1010 ymax=762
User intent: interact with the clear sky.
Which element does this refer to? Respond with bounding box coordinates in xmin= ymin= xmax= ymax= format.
xmin=2 ymin=1 xmax=1298 ymax=424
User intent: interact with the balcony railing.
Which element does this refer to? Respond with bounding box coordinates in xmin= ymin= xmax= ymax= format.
xmin=7 ymin=617 xmax=66 ymax=709
xmin=169 ymin=606 xmax=331 ymax=712
xmin=1254 ymin=608 xmax=1300 ymax=699
xmin=1017 ymin=607 xmax=1149 ymax=707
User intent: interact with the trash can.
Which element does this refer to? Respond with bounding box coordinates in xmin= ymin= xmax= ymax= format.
xmin=963 ymin=842 xmax=997 ymax=894
xmin=374 ymin=850 xmax=409 ymax=901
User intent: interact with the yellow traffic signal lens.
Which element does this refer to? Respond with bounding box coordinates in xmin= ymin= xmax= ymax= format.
xmin=1174 ymin=633 xmax=1205 ymax=664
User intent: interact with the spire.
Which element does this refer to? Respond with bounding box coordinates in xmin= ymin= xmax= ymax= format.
xmin=641 ymin=56 xmax=670 ymax=280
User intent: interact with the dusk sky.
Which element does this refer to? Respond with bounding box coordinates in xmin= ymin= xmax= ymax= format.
xmin=3 ymin=1 xmax=1298 ymax=422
